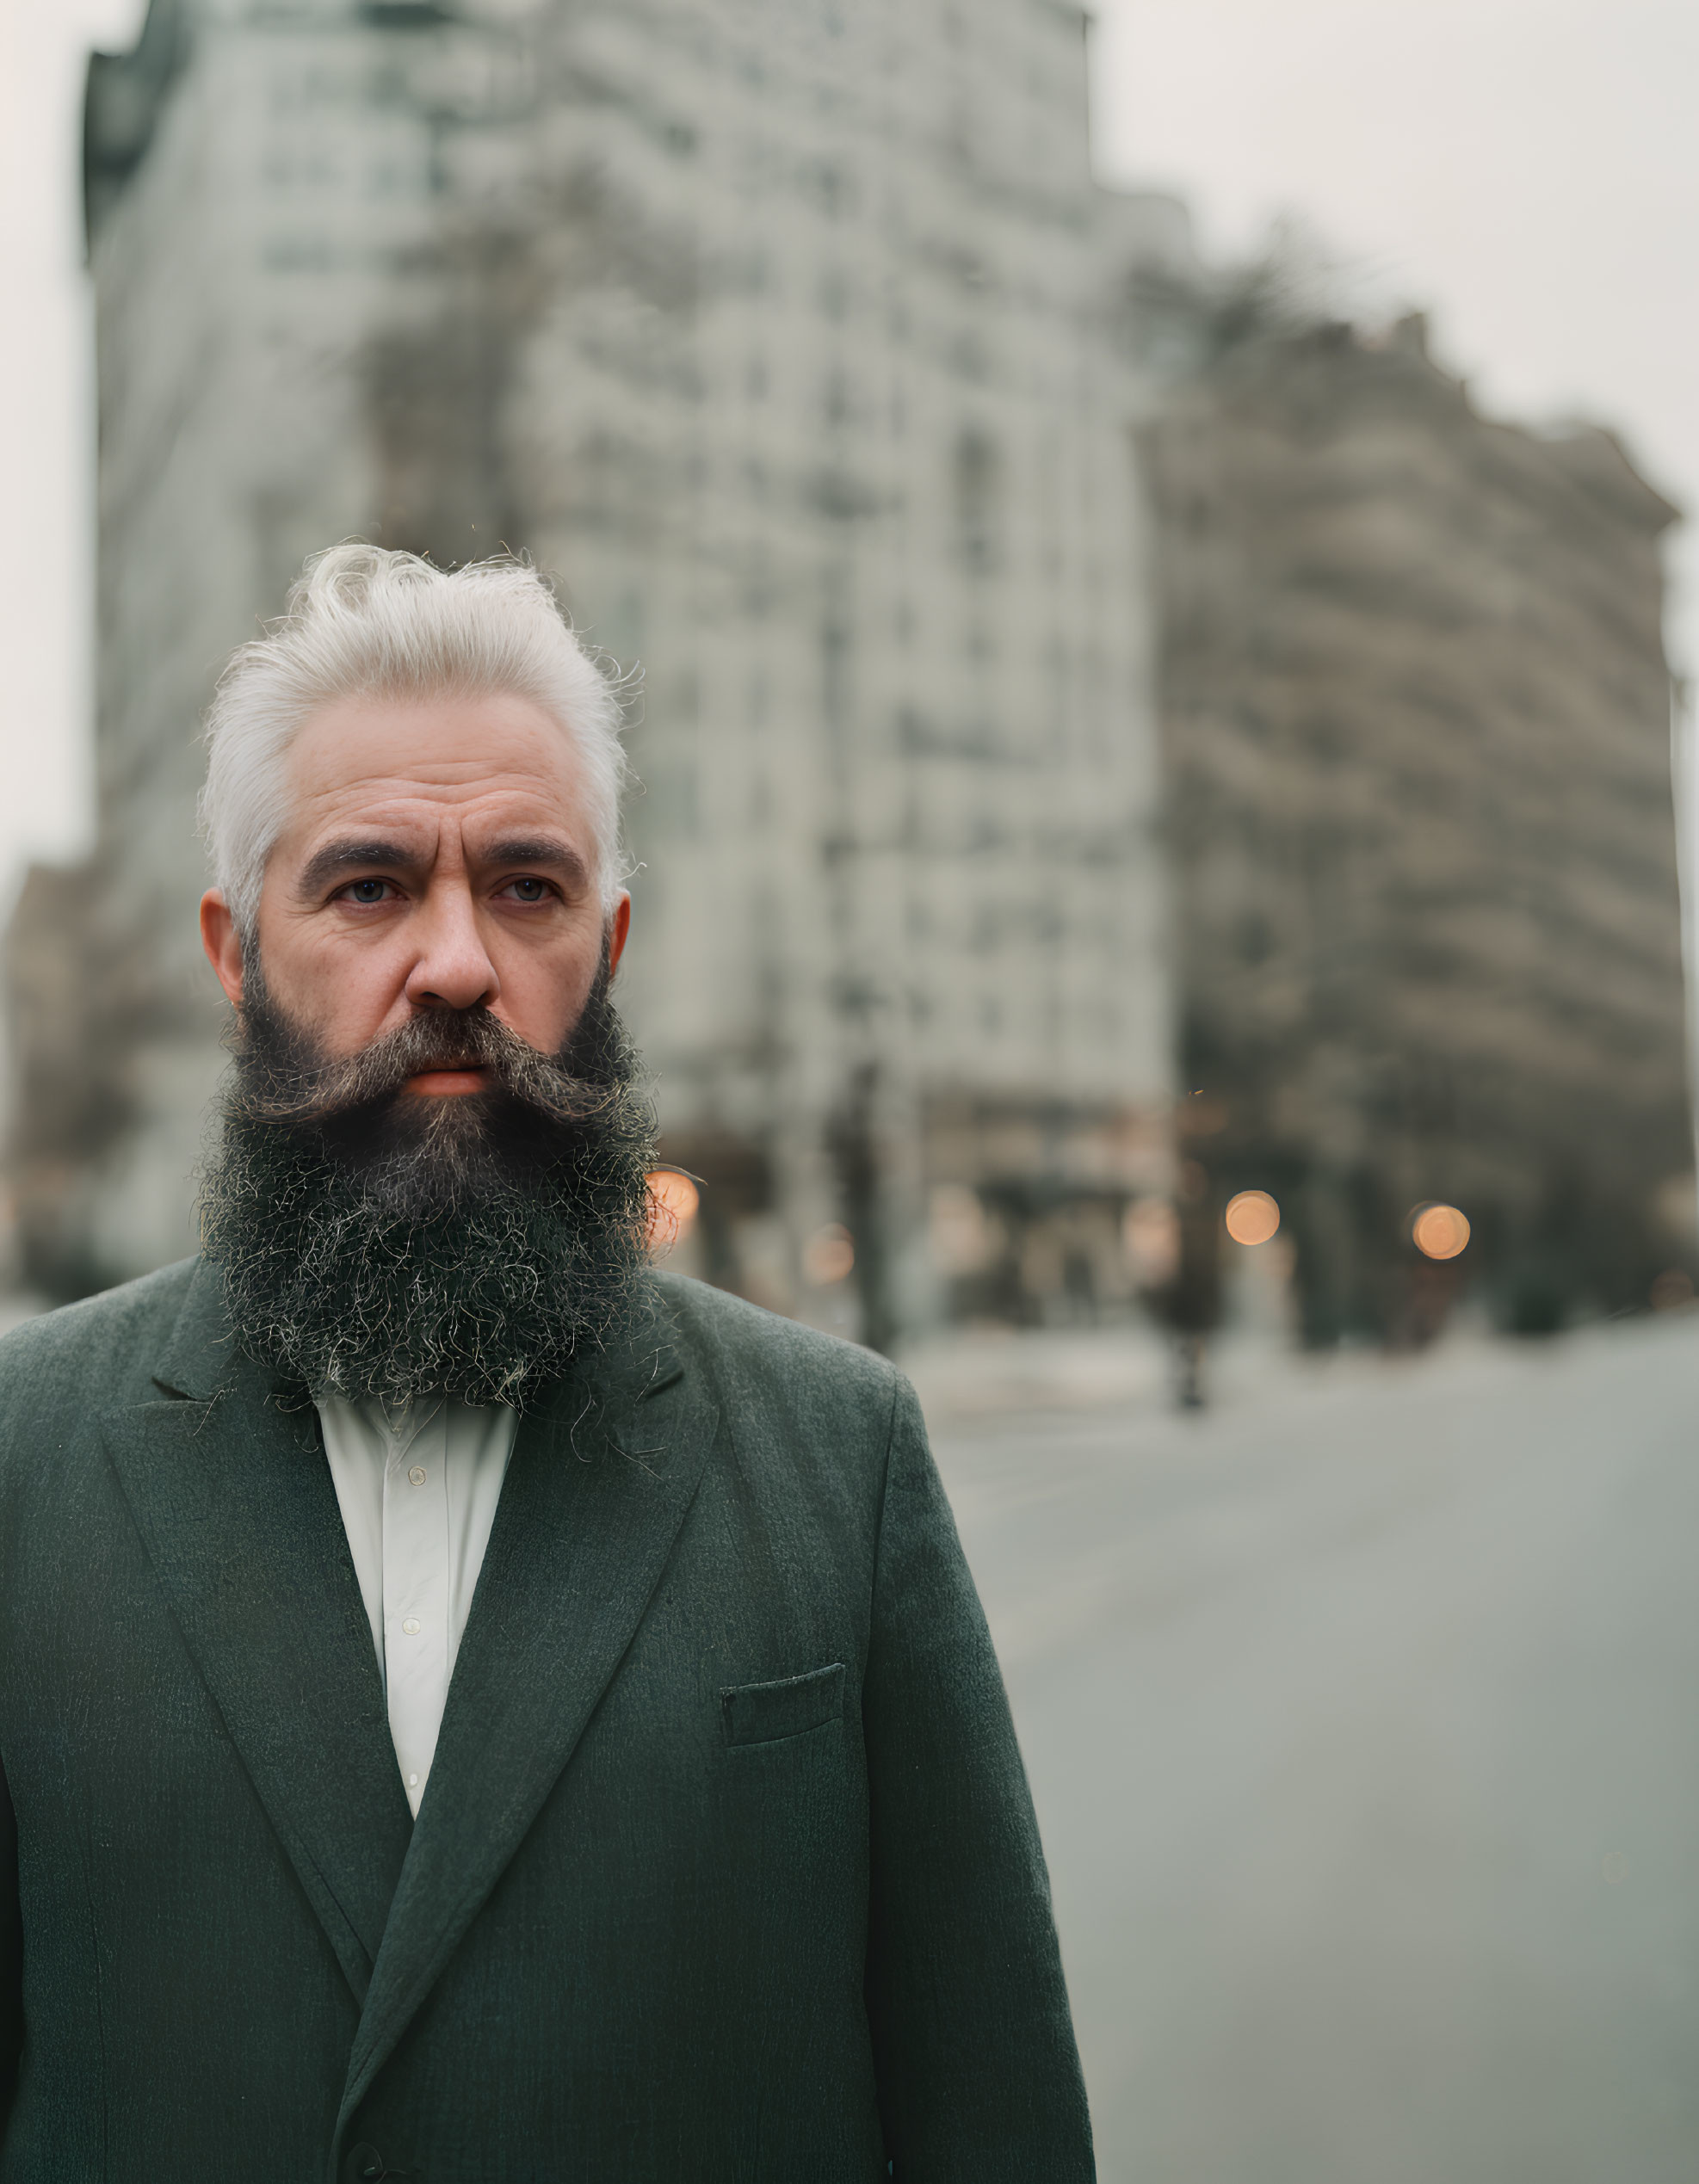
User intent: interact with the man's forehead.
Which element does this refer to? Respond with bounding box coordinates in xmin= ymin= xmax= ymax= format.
xmin=283 ymin=688 xmax=585 ymax=808
xmin=280 ymin=695 xmax=592 ymax=851
xmin=292 ymin=774 xmax=580 ymax=830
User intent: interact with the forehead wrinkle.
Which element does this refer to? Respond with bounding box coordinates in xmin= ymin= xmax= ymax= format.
xmin=290 ymin=771 xmax=572 ymax=830
xmin=284 ymin=702 xmax=586 ymax=802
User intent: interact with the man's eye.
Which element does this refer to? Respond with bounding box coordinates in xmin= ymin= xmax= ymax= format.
xmin=505 ymin=877 xmax=551 ymax=904
xmin=343 ymin=879 xmax=393 ymax=905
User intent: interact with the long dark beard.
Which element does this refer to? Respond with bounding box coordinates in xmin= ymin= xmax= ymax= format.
xmin=200 ymin=964 xmax=657 ymax=1410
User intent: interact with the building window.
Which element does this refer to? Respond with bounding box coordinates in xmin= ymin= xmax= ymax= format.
xmin=955 ymin=427 xmax=1001 ymax=574
xmin=360 ymin=1 xmax=450 ymax=25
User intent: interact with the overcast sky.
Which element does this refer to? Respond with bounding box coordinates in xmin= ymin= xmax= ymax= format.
xmin=0 ymin=0 xmax=144 ymax=916
xmin=2 ymin=0 xmax=1695 ymax=918
xmin=1091 ymin=0 xmax=1699 ymax=657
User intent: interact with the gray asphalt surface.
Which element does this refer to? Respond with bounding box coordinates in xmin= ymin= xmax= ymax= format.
xmin=930 ymin=1317 xmax=1699 ymax=2184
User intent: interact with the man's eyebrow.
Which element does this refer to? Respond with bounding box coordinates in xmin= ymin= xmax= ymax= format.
xmin=481 ymin=838 xmax=593 ymax=890
xmin=296 ymin=839 xmax=417 ymax=894
xmin=293 ymin=834 xmax=594 ymax=898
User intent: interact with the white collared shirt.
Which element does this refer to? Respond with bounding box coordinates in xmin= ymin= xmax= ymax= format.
xmin=317 ymin=1391 xmax=519 ymax=1817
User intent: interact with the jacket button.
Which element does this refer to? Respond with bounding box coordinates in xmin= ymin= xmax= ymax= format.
xmin=348 ymin=2148 xmax=386 ymax=2182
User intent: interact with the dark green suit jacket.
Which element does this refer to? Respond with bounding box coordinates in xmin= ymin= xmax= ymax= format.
xmin=0 ymin=1258 xmax=1091 ymax=2181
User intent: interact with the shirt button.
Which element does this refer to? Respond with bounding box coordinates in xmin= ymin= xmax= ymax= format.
xmin=407 ymin=1773 xmax=419 ymax=1788
xmin=408 ymin=1466 xmax=427 ymax=1486
xmin=401 ymin=1618 xmax=421 ymax=1636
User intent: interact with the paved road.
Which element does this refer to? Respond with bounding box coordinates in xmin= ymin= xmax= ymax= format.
xmin=930 ymin=1318 xmax=1699 ymax=2184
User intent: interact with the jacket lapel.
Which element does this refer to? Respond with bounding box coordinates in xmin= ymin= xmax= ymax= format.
xmin=338 ymin=1300 xmax=720 ymax=2124
xmin=102 ymin=1261 xmax=413 ymax=2002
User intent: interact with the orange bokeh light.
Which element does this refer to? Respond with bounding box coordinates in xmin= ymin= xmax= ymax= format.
xmin=1224 ymin=1189 xmax=1281 ymax=1246
xmin=646 ymin=1169 xmax=701 ymax=1254
xmin=1412 ymin=1203 xmax=1469 ymax=1261
xmin=804 ymin=1223 xmax=856 ymax=1286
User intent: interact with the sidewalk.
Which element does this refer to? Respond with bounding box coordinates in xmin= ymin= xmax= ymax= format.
xmin=898 ymin=1321 xmax=1173 ymax=1422
xmin=898 ymin=1313 xmax=1517 ymax=1428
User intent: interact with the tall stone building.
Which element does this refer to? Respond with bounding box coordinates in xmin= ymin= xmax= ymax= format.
xmin=8 ymin=0 xmax=1172 ymax=1339
xmin=1128 ymin=240 xmax=1694 ymax=1342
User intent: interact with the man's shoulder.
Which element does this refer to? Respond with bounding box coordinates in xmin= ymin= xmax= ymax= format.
xmin=0 ymin=1257 xmax=200 ymax=1417
xmin=651 ymin=1272 xmax=910 ymax=1448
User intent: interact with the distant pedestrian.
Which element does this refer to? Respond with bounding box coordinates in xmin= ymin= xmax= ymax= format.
xmin=1162 ymin=1159 xmax=1223 ymax=1408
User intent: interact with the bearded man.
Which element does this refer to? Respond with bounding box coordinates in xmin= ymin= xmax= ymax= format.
xmin=0 ymin=547 xmax=1092 ymax=2183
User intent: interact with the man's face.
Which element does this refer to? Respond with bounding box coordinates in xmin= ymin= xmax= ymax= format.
xmin=201 ymin=688 xmax=630 ymax=1079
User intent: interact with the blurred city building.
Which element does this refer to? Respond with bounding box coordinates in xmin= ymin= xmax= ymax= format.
xmin=1122 ymin=225 xmax=1696 ymax=1343
xmin=5 ymin=0 xmax=1173 ymax=1341
xmin=8 ymin=9 xmax=1690 ymax=1358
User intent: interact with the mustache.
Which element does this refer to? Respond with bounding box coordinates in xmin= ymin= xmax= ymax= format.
xmin=226 ymin=1002 xmax=621 ymax=1131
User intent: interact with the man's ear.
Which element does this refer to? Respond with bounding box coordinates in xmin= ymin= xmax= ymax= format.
xmin=606 ymin=891 xmax=632 ymax=979
xmin=200 ymin=891 xmax=246 ymax=1009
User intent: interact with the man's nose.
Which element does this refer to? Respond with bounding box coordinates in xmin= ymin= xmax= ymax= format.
xmin=403 ymin=885 xmax=500 ymax=1014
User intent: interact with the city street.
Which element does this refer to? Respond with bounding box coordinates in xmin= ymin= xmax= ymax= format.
xmin=930 ymin=1317 xmax=1699 ymax=2184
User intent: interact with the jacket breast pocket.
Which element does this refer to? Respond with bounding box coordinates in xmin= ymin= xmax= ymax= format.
xmin=720 ymin=1662 xmax=845 ymax=1748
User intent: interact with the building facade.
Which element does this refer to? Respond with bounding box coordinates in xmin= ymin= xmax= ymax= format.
xmin=1129 ymin=254 xmax=1694 ymax=1342
xmin=7 ymin=0 xmax=1173 ymax=1342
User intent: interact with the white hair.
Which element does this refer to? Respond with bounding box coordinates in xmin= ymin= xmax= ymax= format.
xmin=200 ymin=544 xmax=632 ymax=941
